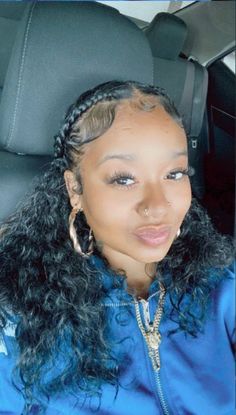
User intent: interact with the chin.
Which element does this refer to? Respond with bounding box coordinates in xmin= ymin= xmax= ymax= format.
xmin=128 ymin=247 xmax=171 ymax=264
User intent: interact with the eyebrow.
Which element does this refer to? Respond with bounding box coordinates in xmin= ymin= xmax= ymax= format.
xmin=97 ymin=150 xmax=188 ymax=167
xmin=96 ymin=153 xmax=136 ymax=166
xmin=172 ymin=150 xmax=188 ymax=158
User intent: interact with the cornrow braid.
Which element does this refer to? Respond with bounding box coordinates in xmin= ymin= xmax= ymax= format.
xmin=53 ymin=80 xmax=182 ymax=164
xmin=53 ymin=81 xmax=128 ymax=159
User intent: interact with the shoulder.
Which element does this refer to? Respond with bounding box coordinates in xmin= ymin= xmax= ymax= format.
xmin=212 ymin=265 xmax=235 ymax=303
xmin=0 ymin=316 xmax=25 ymax=413
xmin=210 ymin=265 xmax=235 ymax=343
xmin=0 ymin=314 xmax=17 ymax=356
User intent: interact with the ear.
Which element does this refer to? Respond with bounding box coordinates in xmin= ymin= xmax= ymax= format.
xmin=64 ymin=170 xmax=83 ymax=209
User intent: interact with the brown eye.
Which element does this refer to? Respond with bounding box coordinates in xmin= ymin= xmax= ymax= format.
xmin=114 ymin=177 xmax=134 ymax=186
xmin=107 ymin=171 xmax=136 ymax=187
xmin=165 ymin=167 xmax=195 ymax=181
xmin=167 ymin=171 xmax=185 ymax=180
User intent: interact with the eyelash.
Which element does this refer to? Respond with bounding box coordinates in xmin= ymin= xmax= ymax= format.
xmin=166 ymin=166 xmax=195 ymax=180
xmin=107 ymin=167 xmax=195 ymax=188
xmin=107 ymin=171 xmax=136 ymax=188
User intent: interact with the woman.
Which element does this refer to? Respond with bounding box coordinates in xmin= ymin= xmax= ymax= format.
xmin=0 ymin=81 xmax=234 ymax=414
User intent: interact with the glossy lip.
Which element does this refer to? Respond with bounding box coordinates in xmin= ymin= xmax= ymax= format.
xmin=133 ymin=225 xmax=171 ymax=247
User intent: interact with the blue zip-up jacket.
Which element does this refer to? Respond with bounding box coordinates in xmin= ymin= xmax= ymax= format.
xmin=0 ymin=259 xmax=235 ymax=414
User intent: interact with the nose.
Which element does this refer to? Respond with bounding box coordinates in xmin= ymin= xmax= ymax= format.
xmin=136 ymin=182 xmax=170 ymax=219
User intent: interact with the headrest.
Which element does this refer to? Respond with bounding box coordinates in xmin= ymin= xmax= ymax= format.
xmin=0 ymin=1 xmax=153 ymax=156
xmin=0 ymin=2 xmax=26 ymax=20
xmin=145 ymin=12 xmax=187 ymax=60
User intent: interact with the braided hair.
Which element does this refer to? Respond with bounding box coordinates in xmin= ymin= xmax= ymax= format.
xmin=0 ymin=80 xmax=234 ymax=409
xmin=54 ymin=80 xmax=182 ymax=159
xmin=53 ymin=87 xmax=116 ymax=160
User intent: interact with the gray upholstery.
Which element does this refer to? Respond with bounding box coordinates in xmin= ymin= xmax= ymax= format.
xmin=145 ymin=12 xmax=187 ymax=61
xmin=151 ymin=58 xmax=188 ymax=108
xmin=0 ymin=1 xmax=153 ymax=222
xmin=0 ymin=3 xmax=26 ymax=102
xmin=0 ymin=151 xmax=51 ymax=221
xmin=0 ymin=1 xmax=153 ymax=156
xmin=144 ymin=12 xmax=208 ymax=199
xmin=145 ymin=12 xmax=208 ymax=133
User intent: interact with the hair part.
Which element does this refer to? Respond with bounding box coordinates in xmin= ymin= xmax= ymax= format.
xmin=54 ymin=81 xmax=183 ymax=192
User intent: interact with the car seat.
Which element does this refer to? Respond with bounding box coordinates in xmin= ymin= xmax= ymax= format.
xmin=144 ymin=12 xmax=208 ymax=200
xmin=0 ymin=1 xmax=154 ymax=223
xmin=0 ymin=2 xmax=26 ymax=102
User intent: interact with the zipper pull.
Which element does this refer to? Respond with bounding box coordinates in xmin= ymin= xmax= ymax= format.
xmin=147 ymin=331 xmax=161 ymax=350
xmin=140 ymin=299 xmax=151 ymax=328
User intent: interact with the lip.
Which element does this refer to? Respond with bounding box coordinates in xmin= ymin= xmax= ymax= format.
xmin=133 ymin=225 xmax=171 ymax=247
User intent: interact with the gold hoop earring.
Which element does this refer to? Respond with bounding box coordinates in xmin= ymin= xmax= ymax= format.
xmin=68 ymin=207 xmax=94 ymax=257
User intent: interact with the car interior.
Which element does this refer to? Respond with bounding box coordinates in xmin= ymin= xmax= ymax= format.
xmin=0 ymin=1 xmax=235 ymax=238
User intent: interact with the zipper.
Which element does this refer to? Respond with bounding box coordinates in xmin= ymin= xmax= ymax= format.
xmin=154 ymin=370 xmax=170 ymax=415
xmin=135 ymin=297 xmax=170 ymax=415
xmin=103 ymin=291 xmax=171 ymax=413
xmin=102 ymin=302 xmax=132 ymax=307
xmin=140 ymin=298 xmax=151 ymax=328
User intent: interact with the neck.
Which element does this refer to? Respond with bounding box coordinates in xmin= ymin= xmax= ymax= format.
xmin=105 ymin=254 xmax=157 ymax=298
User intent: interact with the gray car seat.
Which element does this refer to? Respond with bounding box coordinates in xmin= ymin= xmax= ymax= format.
xmin=0 ymin=1 xmax=154 ymax=223
xmin=0 ymin=2 xmax=26 ymax=102
xmin=144 ymin=12 xmax=208 ymax=199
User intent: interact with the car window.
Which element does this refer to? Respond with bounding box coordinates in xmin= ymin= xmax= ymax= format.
xmin=222 ymin=50 xmax=236 ymax=74
xmin=97 ymin=1 xmax=195 ymax=23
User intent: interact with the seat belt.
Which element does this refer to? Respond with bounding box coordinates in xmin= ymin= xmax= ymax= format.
xmin=178 ymin=60 xmax=195 ymax=141
xmin=190 ymin=61 xmax=208 ymax=148
xmin=178 ymin=59 xmax=208 ymax=199
xmin=178 ymin=59 xmax=208 ymax=150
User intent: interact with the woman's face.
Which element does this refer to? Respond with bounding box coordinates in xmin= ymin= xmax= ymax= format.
xmin=65 ymin=103 xmax=191 ymax=267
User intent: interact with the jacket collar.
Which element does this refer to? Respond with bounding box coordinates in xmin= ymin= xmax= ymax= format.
xmin=88 ymin=254 xmax=161 ymax=301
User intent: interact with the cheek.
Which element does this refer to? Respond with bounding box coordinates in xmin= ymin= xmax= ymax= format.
xmin=166 ymin=180 xmax=191 ymax=218
xmin=81 ymin=185 xmax=128 ymax=229
xmin=81 ymin=178 xmax=192 ymax=231
xmin=175 ymin=182 xmax=192 ymax=219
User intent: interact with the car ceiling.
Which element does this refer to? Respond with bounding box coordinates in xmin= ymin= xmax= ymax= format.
xmin=1 ymin=1 xmax=235 ymax=67
xmin=98 ymin=1 xmax=235 ymax=66
xmin=97 ymin=1 xmax=195 ymax=23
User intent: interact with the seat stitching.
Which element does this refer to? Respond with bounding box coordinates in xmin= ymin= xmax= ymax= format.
xmin=6 ymin=2 xmax=36 ymax=149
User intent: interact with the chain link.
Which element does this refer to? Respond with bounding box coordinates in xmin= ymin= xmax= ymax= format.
xmin=134 ymin=283 xmax=166 ymax=371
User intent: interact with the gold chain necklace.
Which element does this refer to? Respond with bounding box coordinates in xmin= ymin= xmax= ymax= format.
xmin=134 ymin=283 xmax=166 ymax=371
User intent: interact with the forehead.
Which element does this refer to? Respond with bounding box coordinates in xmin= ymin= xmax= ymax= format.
xmin=81 ymin=104 xmax=187 ymax=166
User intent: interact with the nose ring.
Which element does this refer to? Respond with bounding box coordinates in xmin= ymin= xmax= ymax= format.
xmin=143 ymin=208 xmax=149 ymax=217
xmin=143 ymin=200 xmax=170 ymax=217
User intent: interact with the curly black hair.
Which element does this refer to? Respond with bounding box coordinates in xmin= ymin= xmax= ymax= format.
xmin=0 ymin=80 xmax=234 ymax=409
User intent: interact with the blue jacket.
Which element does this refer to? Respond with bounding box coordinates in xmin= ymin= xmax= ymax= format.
xmin=0 ymin=259 xmax=235 ymax=415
